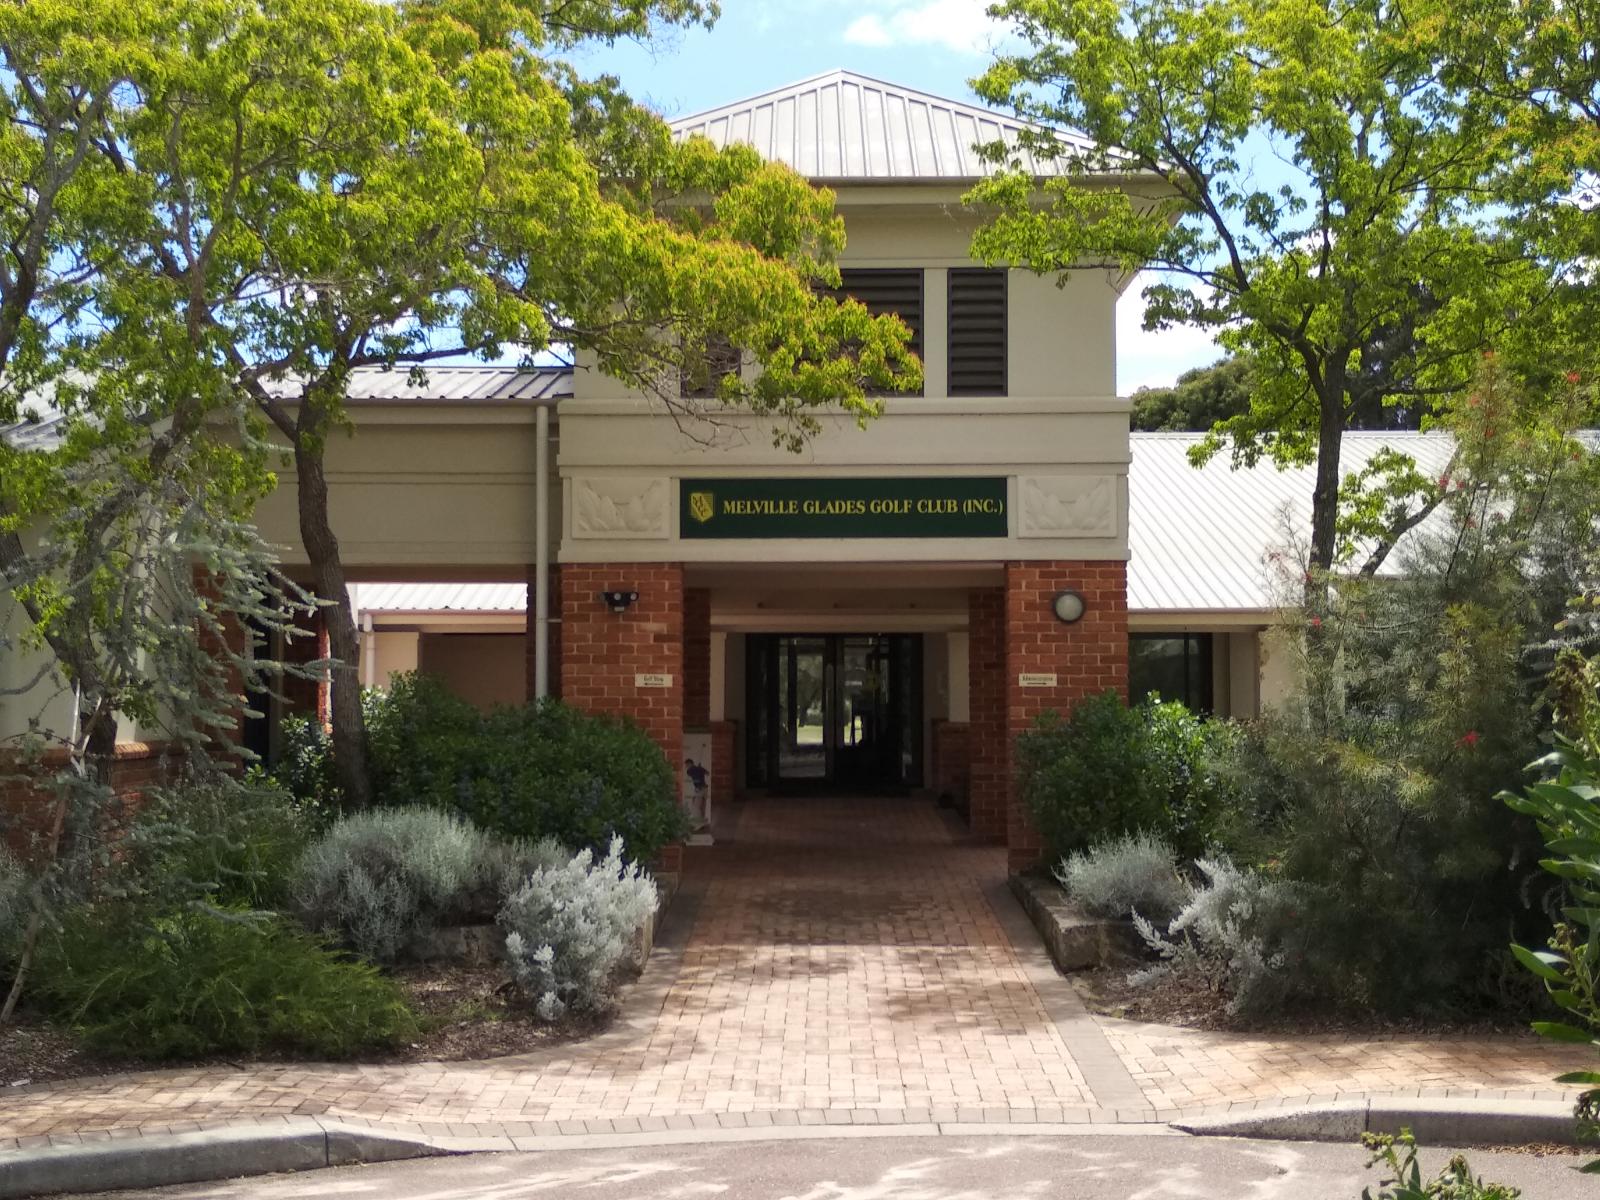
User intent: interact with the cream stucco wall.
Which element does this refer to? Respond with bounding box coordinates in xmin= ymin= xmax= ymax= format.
xmin=0 ymin=595 xmax=73 ymax=745
xmin=1258 ymin=625 xmax=1302 ymax=716
xmin=365 ymin=631 xmax=420 ymax=689
xmin=253 ymin=410 xmax=562 ymax=571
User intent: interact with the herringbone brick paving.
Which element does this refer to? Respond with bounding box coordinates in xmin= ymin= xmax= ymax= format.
xmin=0 ymin=796 xmax=1585 ymax=1148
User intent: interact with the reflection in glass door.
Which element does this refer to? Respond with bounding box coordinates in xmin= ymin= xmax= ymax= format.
xmin=746 ymin=634 xmax=922 ymax=791
xmin=777 ymin=637 xmax=828 ymax=781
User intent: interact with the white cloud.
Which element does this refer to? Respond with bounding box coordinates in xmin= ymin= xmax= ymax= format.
xmin=1116 ymin=271 xmax=1226 ymax=393
xmin=842 ymin=0 xmax=1001 ymax=55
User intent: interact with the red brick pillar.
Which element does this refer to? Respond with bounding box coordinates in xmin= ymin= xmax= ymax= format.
xmin=559 ymin=563 xmax=684 ymax=782
xmin=525 ymin=563 xmax=562 ymax=703
xmin=968 ymin=587 xmax=1007 ymax=841
xmin=930 ymin=718 xmax=970 ymax=797
xmin=1004 ymin=560 xmax=1128 ymax=871
xmin=684 ymin=588 xmax=711 ymax=728
xmin=280 ymin=599 xmax=326 ymax=721
xmin=710 ymin=719 xmax=739 ymax=801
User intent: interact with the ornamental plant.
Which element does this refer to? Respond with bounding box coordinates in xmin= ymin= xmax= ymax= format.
xmin=1502 ymin=731 xmax=1600 ymax=1167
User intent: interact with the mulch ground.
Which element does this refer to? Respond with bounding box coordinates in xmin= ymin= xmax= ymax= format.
xmin=1072 ymin=963 xmax=1541 ymax=1038
xmin=0 ymin=962 xmax=603 ymax=1089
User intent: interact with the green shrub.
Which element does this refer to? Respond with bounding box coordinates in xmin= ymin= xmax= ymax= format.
xmin=124 ymin=773 xmax=310 ymax=911
xmin=1203 ymin=716 xmax=1543 ymax=1014
xmin=363 ymin=673 xmax=483 ymax=810
xmin=462 ymin=702 xmax=685 ymax=862
xmin=1017 ymin=692 xmax=1225 ymax=859
xmin=0 ymin=845 xmax=30 ymax=969
xmin=34 ymin=906 xmax=416 ymax=1059
xmin=347 ymin=674 xmax=685 ymax=862
xmin=1055 ymin=831 xmax=1187 ymax=921
xmin=292 ymin=808 xmax=555 ymax=963
xmin=499 ymin=835 xmax=657 ymax=1021
xmin=272 ymin=715 xmax=340 ymax=807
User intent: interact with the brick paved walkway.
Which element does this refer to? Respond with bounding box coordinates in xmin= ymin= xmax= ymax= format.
xmin=0 ymin=796 xmax=1586 ymax=1149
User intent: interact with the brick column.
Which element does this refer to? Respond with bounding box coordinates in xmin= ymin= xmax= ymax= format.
xmin=1004 ymin=560 xmax=1128 ymax=871
xmin=684 ymin=588 xmax=711 ymax=728
xmin=968 ymin=587 xmax=1007 ymax=841
xmin=559 ymin=563 xmax=685 ymax=782
xmin=525 ymin=563 xmax=562 ymax=703
xmin=929 ymin=718 xmax=970 ymax=798
xmin=710 ymin=719 xmax=739 ymax=802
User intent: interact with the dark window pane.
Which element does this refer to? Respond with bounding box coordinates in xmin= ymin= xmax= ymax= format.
xmin=1130 ymin=634 xmax=1213 ymax=712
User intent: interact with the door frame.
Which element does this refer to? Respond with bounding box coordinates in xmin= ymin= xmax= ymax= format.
xmin=744 ymin=632 xmax=924 ymax=792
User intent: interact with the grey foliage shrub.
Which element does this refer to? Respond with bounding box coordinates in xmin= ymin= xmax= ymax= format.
xmin=498 ymin=835 xmax=658 ymax=1021
xmin=1055 ymin=831 xmax=1187 ymax=922
xmin=1132 ymin=855 xmax=1311 ymax=1017
xmin=293 ymin=809 xmax=536 ymax=963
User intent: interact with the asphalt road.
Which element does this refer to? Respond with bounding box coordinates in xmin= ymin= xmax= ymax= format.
xmin=87 ymin=1132 xmax=1592 ymax=1199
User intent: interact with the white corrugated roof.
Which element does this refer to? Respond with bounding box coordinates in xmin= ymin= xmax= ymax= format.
xmin=669 ymin=69 xmax=1102 ymax=181
xmin=0 ymin=411 xmax=65 ymax=452
xmin=350 ymin=582 xmax=528 ymax=614
xmin=1128 ymin=431 xmax=1464 ymax=613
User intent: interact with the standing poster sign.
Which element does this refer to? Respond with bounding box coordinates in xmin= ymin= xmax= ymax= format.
xmin=682 ymin=731 xmax=714 ymax=846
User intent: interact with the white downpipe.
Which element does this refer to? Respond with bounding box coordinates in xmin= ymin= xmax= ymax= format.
xmin=361 ymin=612 xmax=375 ymax=689
xmin=534 ymin=403 xmax=551 ymax=700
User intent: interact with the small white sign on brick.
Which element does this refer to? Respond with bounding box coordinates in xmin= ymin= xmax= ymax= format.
xmin=635 ymin=673 xmax=673 ymax=688
xmin=1017 ymin=672 xmax=1058 ymax=688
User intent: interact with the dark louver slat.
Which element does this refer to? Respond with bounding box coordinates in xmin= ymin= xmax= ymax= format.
xmin=948 ymin=268 xmax=1007 ymax=396
xmin=830 ymin=268 xmax=924 ymax=395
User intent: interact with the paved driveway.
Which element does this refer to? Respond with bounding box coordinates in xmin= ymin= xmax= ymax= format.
xmin=0 ymin=796 xmax=1585 ymax=1148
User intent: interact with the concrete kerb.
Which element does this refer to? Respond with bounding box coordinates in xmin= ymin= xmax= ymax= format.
xmin=5 ymin=1101 xmax=1582 ymax=1197
xmin=1172 ymin=1097 xmax=1582 ymax=1147
xmin=0 ymin=1117 xmax=454 ymax=1198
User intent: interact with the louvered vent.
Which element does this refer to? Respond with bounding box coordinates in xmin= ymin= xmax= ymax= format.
xmin=680 ymin=336 xmax=742 ymax=399
xmin=832 ymin=268 xmax=924 ymax=395
xmin=947 ymin=268 xmax=1008 ymax=397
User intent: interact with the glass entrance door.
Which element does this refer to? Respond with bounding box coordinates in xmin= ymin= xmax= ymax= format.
xmin=747 ymin=634 xmax=923 ymax=791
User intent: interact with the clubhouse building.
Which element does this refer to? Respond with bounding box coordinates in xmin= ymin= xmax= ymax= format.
xmin=0 ymin=72 xmax=1460 ymax=866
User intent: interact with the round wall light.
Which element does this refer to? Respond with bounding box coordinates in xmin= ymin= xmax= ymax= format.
xmin=1051 ymin=589 xmax=1087 ymax=624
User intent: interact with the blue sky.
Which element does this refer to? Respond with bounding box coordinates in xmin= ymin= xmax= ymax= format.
xmin=579 ymin=1 xmax=1227 ymax=394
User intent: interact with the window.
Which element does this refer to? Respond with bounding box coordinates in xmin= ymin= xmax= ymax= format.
xmin=1130 ymin=634 xmax=1214 ymax=712
xmin=830 ymin=268 xmax=924 ymax=395
xmin=947 ymin=268 xmax=1007 ymax=396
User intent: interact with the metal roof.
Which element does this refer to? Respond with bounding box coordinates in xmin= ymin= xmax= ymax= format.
xmin=669 ymin=69 xmax=1100 ymax=181
xmin=349 ymin=582 xmax=528 ymax=615
xmin=263 ymin=365 xmax=573 ymax=405
xmin=0 ymin=411 xmax=65 ymax=452
xmin=1127 ymin=431 xmax=1463 ymax=614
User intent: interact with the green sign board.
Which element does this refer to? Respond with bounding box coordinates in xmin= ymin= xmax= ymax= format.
xmin=679 ymin=476 xmax=1008 ymax=539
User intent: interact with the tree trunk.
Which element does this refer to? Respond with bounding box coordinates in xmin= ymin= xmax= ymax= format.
xmin=292 ymin=441 xmax=372 ymax=809
xmin=1303 ymin=365 xmax=1348 ymax=732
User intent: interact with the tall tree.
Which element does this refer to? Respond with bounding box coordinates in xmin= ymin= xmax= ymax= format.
xmin=7 ymin=0 xmax=922 ymax=806
xmin=1131 ymin=357 xmax=1252 ymax=432
xmin=968 ymin=0 xmax=1553 ymax=599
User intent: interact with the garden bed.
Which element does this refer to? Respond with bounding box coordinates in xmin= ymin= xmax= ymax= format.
xmin=0 ymin=961 xmax=608 ymax=1088
xmin=1071 ymin=964 xmax=1539 ymax=1037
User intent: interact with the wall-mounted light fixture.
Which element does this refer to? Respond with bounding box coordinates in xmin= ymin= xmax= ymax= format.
xmin=600 ymin=589 xmax=640 ymax=614
xmin=1051 ymin=589 xmax=1087 ymax=624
